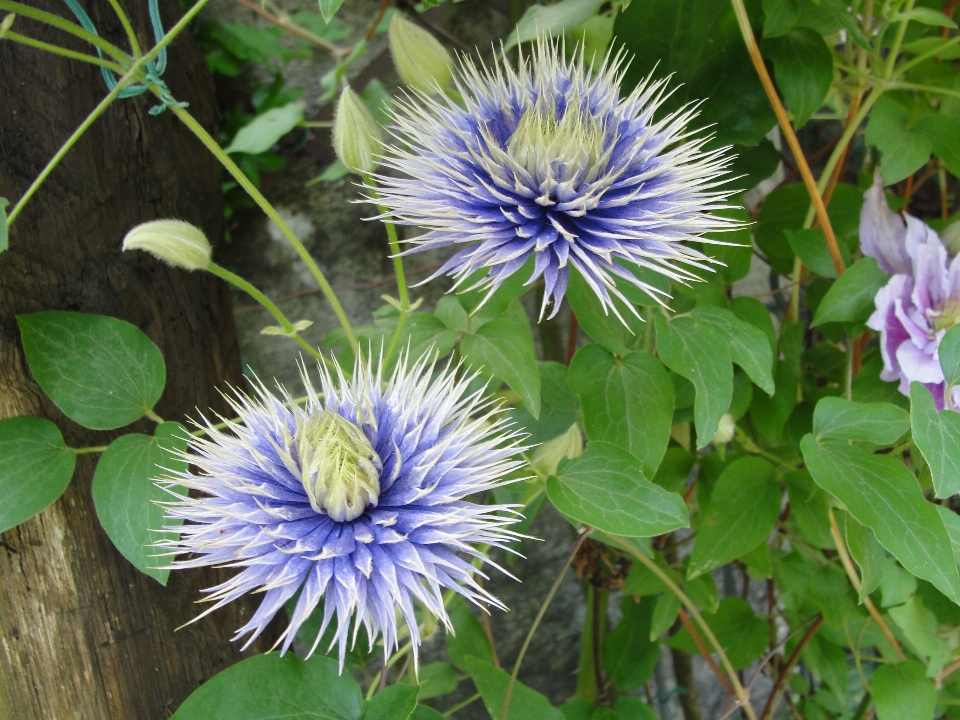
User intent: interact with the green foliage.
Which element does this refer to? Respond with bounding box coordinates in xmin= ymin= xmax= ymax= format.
xmin=811 ymin=258 xmax=890 ymax=327
xmin=17 ymin=312 xmax=166 ymax=430
xmin=654 ymin=314 xmax=733 ymax=446
xmin=466 ymin=657 xmax=565 ymax=720
xmin=548 ymin=442 xmax=688 ymax=537
xmin=601 ymin=597 xmax=658 ymax=691
xmin=872 ymin=661 xmax=937 ymax=720
xmin=0 ymin=416 xmax=75 ymax=533
xmin=910 ymin=383 xmax=960 ymax=497
xmin=688 ymin=457 xmax=781 ymax=578
xmin=169 ymin=653 xmax=364 ymax=719
xmin=363 ymin=685 xmax=418 ymax=720
xmin=225 ymin=102 xmax=304 ymax=155
xmin=569 ymin=346 xmax=674 ymax=477
xmin=91 ymin=422 xmax=187 ymax=584
xmin=802 ymin=435 xmax=960 ymax=603
xmin=506 ymin=0 xmax=604 ymax=49
xmin=762 ymin=28 xmax=833 ymax=128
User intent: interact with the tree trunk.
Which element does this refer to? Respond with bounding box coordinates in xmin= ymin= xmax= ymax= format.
xmin=0 ymin=1 xmax=281 ymax=717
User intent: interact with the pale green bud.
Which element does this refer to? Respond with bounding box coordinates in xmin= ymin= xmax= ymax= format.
xmin=296 ymin=411 xmax=381 ymax=522
xmin=942 ymin=219 xmax=960 ymax=256
xmin=122 ymin=219 xmax=211 ymax=271
xmin=711 ymin=413 xmax=736 ymax=446
xmin=531 ymin=423 xmax=583 ymax=478
xmin=1 ymin=13 xmax=15 ymax=36
xmin=333 ymin=87 xmax=384 ymax=175
xmin=388 ymin=14 xmax=453 ymax=95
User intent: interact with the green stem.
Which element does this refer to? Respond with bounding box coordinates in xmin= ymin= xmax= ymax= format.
xmin=788 ymin=255 xmax=802 ymax=322
xmin=0 ymin=0 xmax=129 ymax=60
xmin=145 ymin=408 xmax=165 ymax=424
xmin=443 ymin=692 xmax=481 ymax=717
xmin=500 ymin=531 xmax=588 ymax=720
xmin=845 ymin=333 xmax=854 ymax=402
xmin=801 ymin=87 xmax=884 ymax=229
xmin=364 ymin=176 xmax=411 ymax=369
xmin=104 ymin=0 xmax=141 ymax=57
xmin=72 ymin=445 xmax=107 ymax=455
xmin=363 ymin=177 xmax=409 ymax=310
xmin=3 ymin=30 xmax=126 ymax=71
xmin=890 ymin=80 xmax=960 ymax=100
xmin=5 ymin=0 xmax=214 ymax=227
xmin=167 ymin=103 xmax=358 ymax=353
xmin=895 ymin=34 xmax=960 ymax=77
xmin=884 ymin=0 xmax=915 ymax=79
xmin=603 ymin=532 xmax=758 ymax=720
xmin=207 ymin=263 xmax=326 ymax=364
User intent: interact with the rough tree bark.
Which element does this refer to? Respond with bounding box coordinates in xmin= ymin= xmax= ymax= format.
xmin=0 ymin=1 xmax=281 ymax=717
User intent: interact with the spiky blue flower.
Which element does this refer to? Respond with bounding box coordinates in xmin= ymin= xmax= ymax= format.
xmin=158 ymin=356 xmax=524 ymax=669
xmin=376 ymin=40 xmax=740 ymax=321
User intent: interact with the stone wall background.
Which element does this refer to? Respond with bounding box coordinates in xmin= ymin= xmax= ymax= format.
xmin=202 ymin=1 xmax=784 ymax=716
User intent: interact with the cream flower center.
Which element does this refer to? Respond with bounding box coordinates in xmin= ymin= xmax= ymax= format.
xmin=507 ymin=100 xmax=606 ymax=177
xmin=296 ymin=411 xmax=381 ymax=522
xmin=929 ymin=297 xmax=960 ymax=335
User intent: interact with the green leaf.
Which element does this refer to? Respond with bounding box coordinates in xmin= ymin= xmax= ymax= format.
xmin=811 ymin=257 xmax=889 ymax=327
xmin=506 ymin=0 xmax=603 ymax=48
xmin=0 ymin=197 xmax=8 ymax=253
xmin=614 ymin=0 xmax=776 ymax=148
xmin=225 ymin=102 xmax=304 ymax=155
xmin=872 ymin=661 xmax=936 ymax=720
xmin=762 ymin=28 xmax=833 ymax=127
xmin=801 ymin=635 xmax=847 ymax=698
xmin=910 ymin=383 xmax=960 ymax=497
xmin=565 ymin=270 xmax=644 ymax=356
xmin=410 ymin=708 xmax=444 ymax=720
xmin=654 ymin=314 xmax=733 ymax=446
xmin=888 ymin=596 xmax=947 ymax=665
xmin=665 ymin=597 xmax=768 ymax=670
xmin=465 ymin=657 xmax=565 ymax=720
xmin=731 ymin=296 xmax=777 ymax=353
xmin=866 ymin=96 xmax=933 ymax=185
xmin=915 ymin=114 xmax=960 ymax=179
xmin=610 ymin=698 xmax=657 ymax=720
xmin=896 ymin=7 xmax=958 ymax=28
xmin=91 ymin=422 xmax=187 ymax=584
xmin=445 ymin=603 xmax=493 ymax=671
xmin=762 ymin=0 xmax=800 ymax=37
xmin=688 ymin=457 xmax=781 ymax=578
xmin=170 ymin=653 xmax=363 ymax=719
xmin=690 ymin=306 xmax=775 ymax=394
xmin=434 ymin=296 xmax=468 ymax=332
xmin=684 ymin=574 xmax=720 ymax=613
xmin=649 ymin=593 xmax=681 ymax=641
xmin=569 ymin=346 xmax=674 ymax=477
xmin=17 ymin=311 xmax=166 ymax=430
xmin=408 ymin=663 xmax=459 ymax=701
xmin=364 ymin=685 xmax=418 ymax=720
xmin=800 ymin=435 xmax=960 ymax=603
xmin=318 ymin=0 xmax=346 ymax=22
xmin=601 ymin=597 xmax=658 ymax=691
xmin=785 ymin=228 xmax=849 ymax=278
xmin=461 ymin=310 xmax=540 ymax=418
xmin=0 ymin=416 xmax=75 ymax=533
xmin=548 ymin=442 xmax=688 ymax=537
xmin=936 ymin=505 xmax=960 ymax=567
xmin=940 ymin=325 xmax=960 ymax=387
xmin=813 ymin=397 xmax=910 ymax=445
xmin=844 ymin=514 xmax=885 ymax=603
xmin=784 ymin=470 xmax=834 ymax=549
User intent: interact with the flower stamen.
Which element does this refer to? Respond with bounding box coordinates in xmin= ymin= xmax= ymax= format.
xmin=295 ymin=411 xmax=381 ymax=522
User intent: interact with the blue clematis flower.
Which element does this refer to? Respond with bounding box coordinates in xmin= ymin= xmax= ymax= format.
xmin=158 ymin=355 xmax=524 ymax=669
xmin=376 ymin=39 xmax=741 ymax=323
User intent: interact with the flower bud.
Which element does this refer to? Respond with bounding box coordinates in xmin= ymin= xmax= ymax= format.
xmin=711 ymin=413 xmax=736 ymax=446
xmin=122 ymin=219 xmax=211 ymax=271
xmin=333 ymin=87 xmax=383 ymax=175
xmin=531 ymin=423 xmax=583 ymax=478
xmin=388 ymin=13 xmax=453 ymax=94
